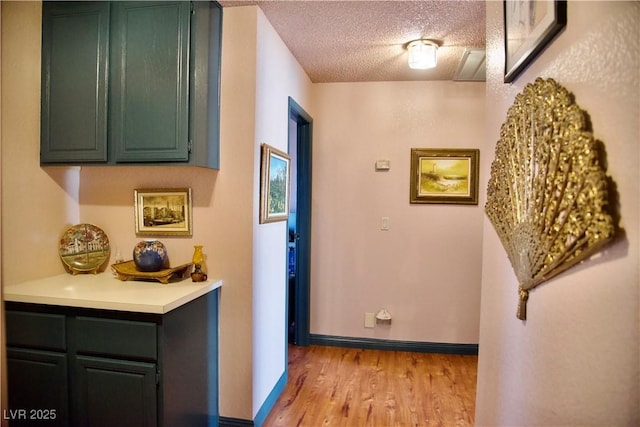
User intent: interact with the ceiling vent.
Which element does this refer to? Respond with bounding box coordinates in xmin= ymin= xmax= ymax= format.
xmin=454 ymin=48 xmax=486 ymax=81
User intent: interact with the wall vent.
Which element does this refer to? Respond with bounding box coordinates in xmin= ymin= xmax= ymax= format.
xmin=454 ymin=48 xmax=486 ymax=81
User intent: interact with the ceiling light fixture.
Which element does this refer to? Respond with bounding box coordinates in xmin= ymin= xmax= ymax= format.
xmin=407 ymin=39 xmax=438 ymax=70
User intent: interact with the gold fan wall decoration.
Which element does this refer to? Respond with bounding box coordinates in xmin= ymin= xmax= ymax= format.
xmin=485 ymin=78 xmax=615 ymax=320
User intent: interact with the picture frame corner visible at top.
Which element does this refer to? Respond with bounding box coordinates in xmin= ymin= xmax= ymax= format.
xmin=503 ymin=0 xmax=567 ymax=83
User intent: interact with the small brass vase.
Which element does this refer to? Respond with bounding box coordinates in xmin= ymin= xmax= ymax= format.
xmin=191 ymin=245 xmax=208 ymax=282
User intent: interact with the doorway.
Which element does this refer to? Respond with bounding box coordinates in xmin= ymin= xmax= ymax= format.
xmin=287 ymin=97 xmax=312 ymax=346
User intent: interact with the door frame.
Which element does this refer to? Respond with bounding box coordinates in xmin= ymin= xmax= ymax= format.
xmin=288 ymin=97 xmax=312 ymax=346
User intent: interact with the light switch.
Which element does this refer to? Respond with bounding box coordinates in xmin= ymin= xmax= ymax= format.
xmin=381 ymin=216 xmax=390 ymax=231
xmin=375 ymin=160 xmax=390 ymax=171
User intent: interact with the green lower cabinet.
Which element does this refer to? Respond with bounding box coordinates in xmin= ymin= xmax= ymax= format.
xmin=5 ymin=290 xmax=219 ymax=427
xmin=74 ymin=356 xmax=157 ymax=427
xmin=6 ymin=349 xmax=69 ymax=427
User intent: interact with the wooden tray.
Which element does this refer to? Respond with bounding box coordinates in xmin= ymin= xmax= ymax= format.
xmin=111 ymin=261 xmax=193 ymax=284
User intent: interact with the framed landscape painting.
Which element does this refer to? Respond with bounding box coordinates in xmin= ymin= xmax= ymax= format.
xmin=259 ymin=143 xmax=291 ymax=224
xmin=410 ymin=148 xmax=479 ymax=205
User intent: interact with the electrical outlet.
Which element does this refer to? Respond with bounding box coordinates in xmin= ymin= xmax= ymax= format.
xmin=364 ymin=312 xmax=375 ymax=328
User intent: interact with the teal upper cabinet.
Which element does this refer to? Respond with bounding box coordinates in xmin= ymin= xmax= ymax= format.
xmin=110 ymin=2 xmax=190 ymax=163
xmin=41 ymin=2 xmax=110 ymax=163
xmin=40 ymin=1 xmax=222 ymax=168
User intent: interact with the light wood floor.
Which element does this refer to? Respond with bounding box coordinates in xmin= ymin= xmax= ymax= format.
xmin=264 ymin=345 xmax=478 ymax=427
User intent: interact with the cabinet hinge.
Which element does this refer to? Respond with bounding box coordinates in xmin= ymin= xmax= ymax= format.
xmin=188 ymin=139 xmax=193 ymax=153
xmin=190 ymin=2 xmax=195 ymax=14
xmin=156 ymin=370 xmax=161 ymax=385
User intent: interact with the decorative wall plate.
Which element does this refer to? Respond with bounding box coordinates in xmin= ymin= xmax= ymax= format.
xmin=59 ymin=224 xmax=110 ymax=274
xmin=485 ymin=78 xmax=615 ymax=320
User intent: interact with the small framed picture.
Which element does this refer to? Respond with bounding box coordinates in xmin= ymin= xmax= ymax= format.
xmin=259 ymin=143 xmax=291 ymax=224
xmin=410 ymin=148 xmax=479 ymax=205
xmin=134 ymin=188 xmax=192 ymax=236
xmin=504 ymin=0 xmax=567 ymax=83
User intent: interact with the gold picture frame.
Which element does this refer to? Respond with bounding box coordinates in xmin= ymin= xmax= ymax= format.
xmin=410 ymin=148 xmax=479 ymax=205
xmin=259 ymin=143 xmax=291 ymax=224
xmin=134 ymin=188 xmax=192 ymax=236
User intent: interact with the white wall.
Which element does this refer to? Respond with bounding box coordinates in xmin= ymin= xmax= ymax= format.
xmin=1 ymin=3 xmax=78 ymax=424
xmin=252 ymin=7 xmax=312 ymax=419
xmin=83 ymin=6 xmax=313 ymax=421
xmin=1 ymin=2 xmax=79 ymax=286
xmin=0 ymin=2 xmax=259 ymax=421
xmin=310 ymin=81 xmax=486 ymax=344
xmin=79 ymin=8 xmax=261 ymax=418
xmin=475 ymin=2 xmax=639 ymax=425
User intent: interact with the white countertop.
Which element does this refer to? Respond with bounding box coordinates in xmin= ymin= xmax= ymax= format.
xmin=3 ymin=272 xmax=222 ymax=314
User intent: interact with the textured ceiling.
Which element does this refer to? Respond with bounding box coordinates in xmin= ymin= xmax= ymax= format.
xmin=219 ymin=0 xmax=486 ymax=83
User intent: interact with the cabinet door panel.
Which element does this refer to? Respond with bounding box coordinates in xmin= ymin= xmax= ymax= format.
xmin=74 ymin=355 xmax=157 ymax=427
xmin=41 ymin=2 xmax=109 ymax=163
xmin=110 ymin=1 xmax=190 ymax=162
xmin=7 ymin=348 xmax=69 ymax=427
xmin=189 ymin=1 xmax=222 ymax=169
xmin=74 ymin=316 xmax=157 ymax=360
xmin=6 ymin=311 xmax=66 ymax=350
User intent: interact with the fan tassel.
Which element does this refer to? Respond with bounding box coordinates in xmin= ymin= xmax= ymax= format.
xmin=517 ymin=287 xmax=529 ymax=320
